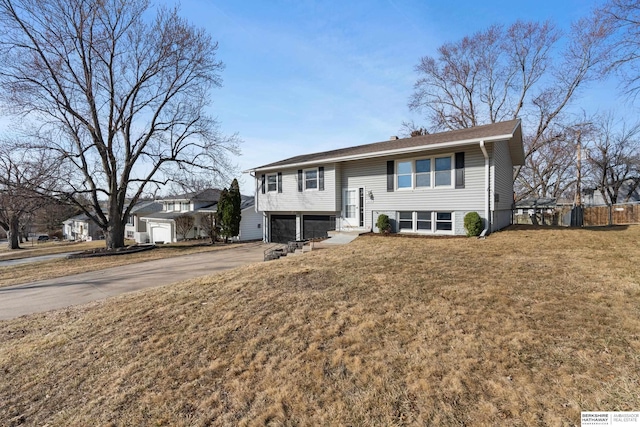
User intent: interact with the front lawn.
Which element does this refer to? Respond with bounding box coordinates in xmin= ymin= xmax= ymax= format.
xmin=1 ymin=226 xmax=639 ymax=425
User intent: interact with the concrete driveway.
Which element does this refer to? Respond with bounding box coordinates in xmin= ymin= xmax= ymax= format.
xmin=0 ymin=242 xmax=268 ymax=321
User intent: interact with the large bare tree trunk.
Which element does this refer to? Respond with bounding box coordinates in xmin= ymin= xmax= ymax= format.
xmin=7 ymin=216 xmax=19 ymax=249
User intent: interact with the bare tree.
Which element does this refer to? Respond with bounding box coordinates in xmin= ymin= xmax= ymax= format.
xmin=0 ymin=0 xmax=239 ymax=249
xmin=199 ymin=212 xmax=219 ymax=244
xmin=174 ymin=214 xmax=195 ymax=241
xmin=409 ymin=16 xmax=612 ymax=199
xmin=0 ymin=145 xmax=54 ymax=249
xmin=603 ymin=0 xmax=640 ymax=97
xmin=585 ymin=117 xmax=640 ymax=205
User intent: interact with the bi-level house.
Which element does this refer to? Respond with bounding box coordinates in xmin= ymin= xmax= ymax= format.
xmin=246 ymin=120 xmax=524 ymax=243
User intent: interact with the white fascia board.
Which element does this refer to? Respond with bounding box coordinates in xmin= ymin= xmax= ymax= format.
xmin=245 ymin=133 xmax=514 ymax=173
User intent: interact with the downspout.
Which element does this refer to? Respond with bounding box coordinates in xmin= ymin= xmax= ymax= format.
xmin=479 ymin=141 xmax=491 ymax=236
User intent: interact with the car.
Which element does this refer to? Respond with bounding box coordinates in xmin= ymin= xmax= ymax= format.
xmin=37 ymin=235 xmax=50 ymax=242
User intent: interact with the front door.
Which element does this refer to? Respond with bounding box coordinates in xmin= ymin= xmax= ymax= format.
xmin=343 ymin=188 xmax=364 ymax=228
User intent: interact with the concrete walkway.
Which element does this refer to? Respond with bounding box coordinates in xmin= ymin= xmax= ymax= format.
xmin=0 ymin=242 xmax=267 ymax=321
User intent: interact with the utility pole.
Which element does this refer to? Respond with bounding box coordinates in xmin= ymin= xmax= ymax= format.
xmin=575 ymin=130 xmax=582 ymax=207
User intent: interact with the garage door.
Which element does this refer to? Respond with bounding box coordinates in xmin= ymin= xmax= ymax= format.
xmin=270 ymin=215 xmax=296 ymax=243
xmin=303 ymin=215 xmax=335 ymax=240
xmin=151 ymin=224 xmax=172 ymax=244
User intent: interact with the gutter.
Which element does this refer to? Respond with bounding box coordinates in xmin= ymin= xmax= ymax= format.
xmin=479 ymin=140 xmax=490 ymax=237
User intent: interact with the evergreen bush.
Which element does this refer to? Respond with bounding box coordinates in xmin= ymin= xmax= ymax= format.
xmin=464 ymin=212 xmax=483 ymax=237
xmin=376 ymin=214 xmax=391 ymax=234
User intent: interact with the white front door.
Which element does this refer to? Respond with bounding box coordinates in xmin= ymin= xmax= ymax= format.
xmin=343 ymin=188 xmax=362 ymax=229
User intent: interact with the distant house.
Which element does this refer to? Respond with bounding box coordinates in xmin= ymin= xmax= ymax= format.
xmin=139 ymin=189 xmax=262 ymax=244
xmin=583 ymin=179 xmax=640 ymax=206
xmin=245 ymin=120 xmax=524 ymax=242
xmin=62 ymin=214 xmax=102 ymax=241
xmin=124 ymin=200 xmax=163 ymax=242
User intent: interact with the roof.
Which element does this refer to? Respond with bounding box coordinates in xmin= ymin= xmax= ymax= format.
xmin=130 ymin=201 xmax=163 ymax=214
xmin=157 ymin=188 xmax=223 ymax=203
xmin=247 ymin=119 xmax=524 ymax=172
xmin=515 ymin=197 xmax=557 ymax=208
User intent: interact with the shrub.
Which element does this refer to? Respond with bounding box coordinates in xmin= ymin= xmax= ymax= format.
xmin=464 ymin=212 xmax=483 ymax=237
xmin=376 ymin=214 xmax=391 ymax=234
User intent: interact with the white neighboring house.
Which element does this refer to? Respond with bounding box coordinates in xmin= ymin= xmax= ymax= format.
xmin=140 ymin=189 xmax=262 ymax=244
xmin=124 ymin=200 xmax=163 ymax=243
xmin=246 ymin=120 xmax=525 ymax=243
xmin=62 ymin=214 xmax=102 ymax=241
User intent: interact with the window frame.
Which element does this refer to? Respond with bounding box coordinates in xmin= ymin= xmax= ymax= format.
xmin=395 ymin=154 xmax=455 ymax=190
xmin=396 ymin=211 xmax=454 ymax=234
xmin=304 ymin=168 xmax=319 ymax=191
xmin=266 ymin=173 xmax=278 ymax=192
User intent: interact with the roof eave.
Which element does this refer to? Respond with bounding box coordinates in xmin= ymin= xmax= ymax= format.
xmin=246 ymin=132 xmax=518 ymax=173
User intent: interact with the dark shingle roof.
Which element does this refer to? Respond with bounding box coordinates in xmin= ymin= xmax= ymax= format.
xmin=158 ymin=188 xmax=223 ymax=203
xmin=249 ymin=119 xmax=523 ymax=171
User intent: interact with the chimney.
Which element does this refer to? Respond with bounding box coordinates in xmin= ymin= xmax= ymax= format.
xmin=389 ymin=136 xmax=399 ymax=140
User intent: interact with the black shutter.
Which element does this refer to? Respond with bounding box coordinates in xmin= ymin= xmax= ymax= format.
xmin=277 ymin=172 xmax=282 ymax=193
xmin=261 ymin=174 xmax=265 ymax=194
xmin=387 ymin=160 xmax=394 ymax=192
xmin=319 ymin=167 xmax=324 ymax=191
xmin=455 ymin=152 xmax=465 ymax=189
xmin=298 ymin=170 xmax=303 ymax=192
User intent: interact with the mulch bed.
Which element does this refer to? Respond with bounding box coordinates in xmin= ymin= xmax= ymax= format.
xmin=67 ymin=244 xmax=156 ymax=259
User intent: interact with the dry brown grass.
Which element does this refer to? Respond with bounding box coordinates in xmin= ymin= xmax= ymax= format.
xmin=1 ymin=226 xmax=639 ymax=426
xmin=0 ymin=242 xmax=243 ymax=288
xmin=0 ymin=240 xmax=107 ymax=261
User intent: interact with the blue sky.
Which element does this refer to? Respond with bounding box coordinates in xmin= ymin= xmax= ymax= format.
xmin=175 ymin=0 xmax=618 ymax=195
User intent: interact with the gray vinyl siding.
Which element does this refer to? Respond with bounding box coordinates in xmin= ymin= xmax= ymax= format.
xmin=492 ymin=209 xmax=512 ymax=231
xmin=256 ymin=164 xmax=338 ymax=212
xmin=491 ymin=140 xmax=514 ymax=211
xmin=238 ymin=207 xmax=263 ymax=241
xmin=340 ymin=145 xmax=488 ymax=234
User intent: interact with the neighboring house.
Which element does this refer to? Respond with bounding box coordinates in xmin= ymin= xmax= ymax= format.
xmin=124 ymin=200 xmax=163 ymax=242
xmin=62 ymin=214 xmax=102 ymax=241
xmin=140 ymin=189 xmax=262 ymax=244
xmin=583 ymin=179 xmax=640 ymax=206
xmin=246 ymin=119 xmax=524 ymax=243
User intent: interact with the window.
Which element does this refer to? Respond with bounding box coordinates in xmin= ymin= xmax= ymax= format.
xmin=166 ymin=202 xmax=174 ymax=211
xmin=345 ymin=189 xmax=356 ymax=218
xmin=396 ymin=211 xmax=453 ymax=233
xmin=416 ymin=211 xmax=432 ymax=230
xmin=305 ymin=169 xmax=318 ymax=190
xmin=267 ymin=174 xmax=277 ymax=192
xmin=436 ymin=212 xmax=453 ymax=231
xmin=435 ymin=157 xmax=452 ymax=186
xmin=395 ymin=155 xmax=453 ymax=189
xmin=126 ymin=215 xmax=134 ymax=225
xmin=398 ymin=211 xmax=413 ymax=230
xmin=397 ymin=161 xmax=412 ymax=189
xmin=181 ymin=202 xmax=190 ymax=211
xmin=415 ymin=159 xmax=431 ymax=187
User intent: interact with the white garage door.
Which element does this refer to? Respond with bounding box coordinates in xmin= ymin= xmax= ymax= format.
xmin=151 ymin=224 xmax=172 ymax=244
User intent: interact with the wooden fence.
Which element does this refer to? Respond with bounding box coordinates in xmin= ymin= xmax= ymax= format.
xmin=583 ymin=203 xmax=640 ymax=226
